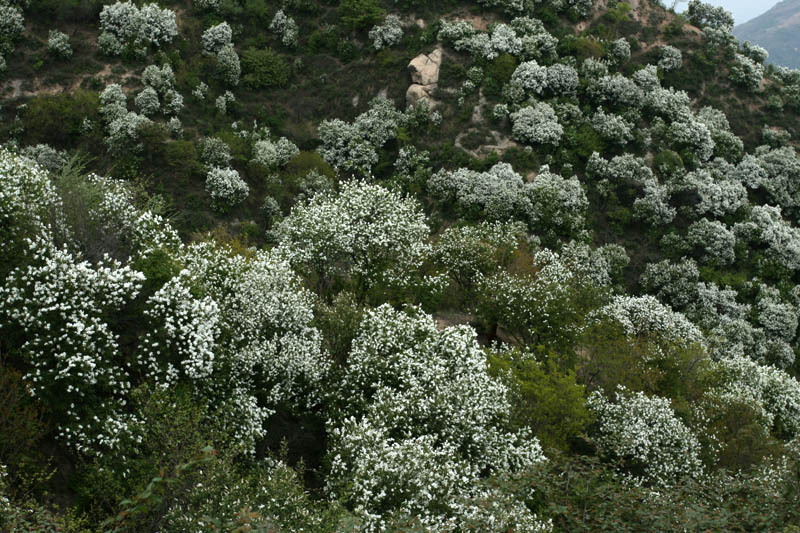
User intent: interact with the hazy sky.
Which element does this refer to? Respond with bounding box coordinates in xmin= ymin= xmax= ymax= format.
xmin=675 ymin=0 xmax=782 ymax=25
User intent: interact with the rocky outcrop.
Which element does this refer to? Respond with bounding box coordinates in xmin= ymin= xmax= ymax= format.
xmin=406 ymin=48 xmax=442 ymax=107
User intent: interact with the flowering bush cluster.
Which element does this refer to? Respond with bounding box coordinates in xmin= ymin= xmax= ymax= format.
xmin=439 ymin=17 xmax=558 ymax=61
xmin=510 ymin=103 xmax=563 ymax=145
xmin=270 ymin=10 xmax=299 ymax=48
xmin=369 ymin=14 xmax=403 ymax=50
xmin=591 ymin=109 xmax=634 ymax=144
xmin=0 ymin=3 xmax=24 ymax=71
xmin=200 ymin=137 xmax=232 ymax=167
xmin=274 ymin=181 xmax=430 ymax=293
xmin=607 ymin=38 xmax=630 ymax=64
xmin=588 ymin=386 xmax=704 ymax=485
xmin=252 ymin=136 xmax=299 ymax=169
xmin=20 ymin=144 xmax=68 ymax=173
xmin=326 ymin=305 xmax=547 ymax=530
xmin=205 ymin=167 xmax=249 ymax=211
xmin=47 ymin=29 xmax=72 ymax=58
xmin=687 ymin=0 xmax=735 ymax=31
xmin=202 ymin=22 xmax=240 ymax=86
xmin=658 ymin=45 xmax=682 ymax=71
xmin=98 ymin=1 xmax=177 ymax=57
xmin=730 ymin=53 xmax=764 ymax=91
xmin=318 ymin=96 xmax=403 ymax=175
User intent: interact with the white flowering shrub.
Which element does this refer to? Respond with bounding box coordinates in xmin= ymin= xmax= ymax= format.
xmin=83 ymin=174 xmax=181 ymax=255
xmin=202 ymin=21 xmax=232 ymax=54
xmin=633 ymin=181 xmax=677 ymax=225
xmin=632 ymin=64 xmax=660 ymax=91
xmin=200 ymin=137 xmax=232 ymax=168
xmin=178 ymin=242 xmax=329 ymax=450
xmin=98 ymin=2 xmax=178 ymax=56
xmin=696 ymin=106 xmax=743 ymax=161
xmin=590 ymin=295 xmax=706 ymax=349
xmin=586 ymin=152 xmax=654 ymax=189
xmin=511 ymin=16 xmax=559 ymax=60
xmin=192 ymin=81 xmax=208 ymax=100
xmin=0 ymin=147 xmax=63 ymax=264
xmin=710 ymin=354 xmax=800 ymax=438
xmin=730 ymin=53 xmax=764 ymax=91
xmin=747 ymin=146 xmax=800 ymax=214
xmin=439 ymin=17 xmax=557 ymax=61
xmin=510 ymin=103 xmax=563 ymax=146
xmin=99 ymin=83 xmax=128 ymax=123
xmin=686 ymin=0 xmax=735 ymax=31
xmin=216 ymin=44 xmax=241 ymax=86
xmin=0 ymin=4 xmax=24 ymax=63
xmin=20 ymin=144 xmax=68 ymax=173
xmin=546 ymin=63 xmax=579 ymax=95
xmin=582 ymin=57 xmax=609 ymax=80
xmin=686 ymin=218 xmax=736 ymax=266
xmin=105 ymin=111 xmax=151 ymax=156
xmin=433 ymin=221 xmax=527 ymax=291
xmin=252 ymin=137 xmax=298 ymax=169
xmin=368 ymin=14 xmax=403 ymax=50
xmin=270 ymin=10 xmax=299 ymax=48
xmin=589 ymin=73 xmax=644 ymax=109
xmin=658 ymin=45 xmax=682 ymax=71
xmin=588 ymin=387 xmax=704 ymax=485
xmin=428 ymin=162 xmax=526 ymax=221
xmin=47 ymin=29 xmax=72 ymax=59
xmin=142 ymin=63 xmax=175 ymax=94
xmin=327 ymin=305 xmax=546 ymax=530
xmin=667 ymin=118 xmax=715 ymax=161
xmin=762 ymin=126 xmax=792 ymax=147
xmin=193 ymin=0 xmax=220 ymax=12
xmin=274 ymin=181 xmax=429 ymax=293
xmin=134 ymin=86 xmax=160 ymax=116
xmin=607 ymin=38 xmax=631 ymax=64
xmin=0 ymin=237 xmax=145 ymax=453
xmin=741 ymin=40 xmax=769 ymax=64
xmin=205 ymin=167 xmax=249 ymax=211
xmin=475 ymin=247 xmax=608 ymax=349
xmin=523 ymin=167 xmax=588 ymax=241
xmin=493 ymin=102 xmax=509 ymax=120
xmin=679 ymin=169 xmax=748 ymax=218
xmin=510 ymin=60 xmax=547 ymax=95
xmin=215 ymin=90 xmax=235 ymax=114
xmin=591 ymin=109 xmax=634 ymax=145
xmin=163 ymin=89 xmax=183 ymax=116
xmin=703 ymin=26 xmax=738 ymax=54
xmin=734 ymin=204 xmax=800 ymax=270
xmin=318 ymin=96 xmax=403 ymax=175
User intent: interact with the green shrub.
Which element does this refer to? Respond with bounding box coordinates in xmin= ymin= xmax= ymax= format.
xmin=22 ymin=91 xmax=101 ymax=149
xmin=241 ymin=48 xmax=290 ymax=89
xmin=337 ymin=0 xmax=385 ymax=33
xmin=489 ymin=350 xmax=593 ymax=451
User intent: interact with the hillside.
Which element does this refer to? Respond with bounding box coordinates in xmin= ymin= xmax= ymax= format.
xmin=734 ymin=0 xmax=800 ymax=68
xmin=1 ymin=0 xmax=800 ymax=531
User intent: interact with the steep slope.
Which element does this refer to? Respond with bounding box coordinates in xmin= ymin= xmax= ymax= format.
xmin=734 ymin=0 xmax=800 ymax=68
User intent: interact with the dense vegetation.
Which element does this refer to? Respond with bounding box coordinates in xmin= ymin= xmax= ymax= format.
xmin=1 ymin=0 xmax=800 ymax=531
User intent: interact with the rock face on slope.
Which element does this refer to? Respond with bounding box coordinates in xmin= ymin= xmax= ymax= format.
xmin=734 ymin=0 xmax=800 ymax=69
xmin=406 ymin=48 xmax=442 ymax=107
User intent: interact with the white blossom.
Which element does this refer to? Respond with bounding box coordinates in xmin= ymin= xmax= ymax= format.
xmin=589 ymin=387 xmax=704 ymax=485
xmin=47 ymin=29 xmax=72 ymax=58
xmin=510 ymin=103 xmax=563 ymax=146
xmin=98 ymin=1 xmax=177 ymax=56
xmin=369 ymin=14 xmax=403 ymax=50
xmin=205 ymin=167 xmax=248 ymax=210
xmin=658 ymin=45 xmax=682 ymax=71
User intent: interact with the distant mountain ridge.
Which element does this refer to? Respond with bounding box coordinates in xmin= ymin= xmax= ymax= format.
xmin=734 ymin=0 xmax=800 ymax=69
